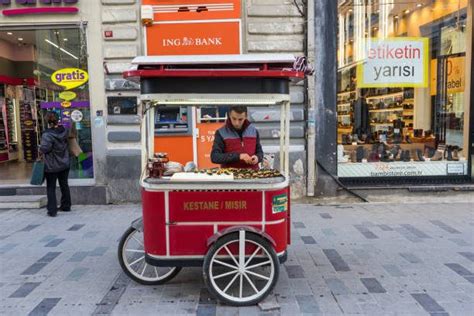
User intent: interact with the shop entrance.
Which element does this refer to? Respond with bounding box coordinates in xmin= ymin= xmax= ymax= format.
xmin=0 ymin=26 xmax=93 ymax=185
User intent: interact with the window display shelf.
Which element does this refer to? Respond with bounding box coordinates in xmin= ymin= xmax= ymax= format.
xmin=337 ymin=103 xmax=352 ymax=107
xmin=366 ymin=91 xmax=403 ymax=100
xmin=337 ymin=90 xmax=356 ymax=96
xmin=369 ymin=107 xmax=404 ymax=113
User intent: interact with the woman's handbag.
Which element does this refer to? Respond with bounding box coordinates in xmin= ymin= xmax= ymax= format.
xmin=30 ymin=158 xmax=45 ymax=185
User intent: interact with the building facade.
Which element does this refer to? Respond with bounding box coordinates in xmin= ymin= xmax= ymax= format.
xmin=0 ymin=0 xmax=472 ymax=203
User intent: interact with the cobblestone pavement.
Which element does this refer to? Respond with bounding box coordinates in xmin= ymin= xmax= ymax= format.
xmin=0 ymin=202 xmax=473 ymax=315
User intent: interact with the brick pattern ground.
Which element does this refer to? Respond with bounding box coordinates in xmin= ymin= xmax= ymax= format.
xmin=0 ymin=203 xmax=473 ymax=315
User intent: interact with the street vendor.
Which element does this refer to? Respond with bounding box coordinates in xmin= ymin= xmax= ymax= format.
xmin=211 ymin=105 xmax=263 ymax=170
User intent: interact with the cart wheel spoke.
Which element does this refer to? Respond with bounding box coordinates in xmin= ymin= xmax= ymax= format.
xmin=214 ymin=270 xmax=238 ymax=280
xmin=244 ymin=246 xmax=262 ymax=268
xmin=246 ymin=260 xmax=271 ymax=270
xmin=245 ymin=269 xmax=270 ymax=281
xmin=154 ymin=267 xmax=159 ymax=278
xmin=243 ymin=272 xmax=259 ymax=294
xmin=131 ymin=235 xmax=144 ymax=246
xmin=223 ymin=272 xmax=240 ymax=293
xmin=125 ymin=249 xmax=145 ymax=253
xmin=213 ymin=259 xmax=238 ymax=270
xmin=224 ymin=246 xmax=239 ymax=267
xmin=140 ymin=263 xmax=147 ymax=276
xmin=239 ymin=274 xmax=243 ymax=298
xmin=129 ymin=255 xmax=145 ymax=267
xmin=239 ymin=230 xmax=245 ymax=268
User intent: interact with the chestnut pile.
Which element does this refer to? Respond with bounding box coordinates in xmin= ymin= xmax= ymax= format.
xmin=194 ymin=168 xmax=282 ymax=179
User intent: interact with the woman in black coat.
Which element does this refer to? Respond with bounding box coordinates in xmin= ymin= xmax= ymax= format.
xmin=39 ymin=112 xmax=71 ymax=217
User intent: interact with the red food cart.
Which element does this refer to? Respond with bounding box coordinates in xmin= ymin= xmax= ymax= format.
xmin=118 ymin=54 xmax=305 ymax=306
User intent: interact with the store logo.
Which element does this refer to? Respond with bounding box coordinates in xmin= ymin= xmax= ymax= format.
xmin=1 ymin=0 xmax=79 ymax=16
xmin=59 ymin=91 xmax=76 ymax=101
xmin=162 ymin=36 xmax=223 ymax=47
xmin=51 ymin=68 xmax=88 ymax=90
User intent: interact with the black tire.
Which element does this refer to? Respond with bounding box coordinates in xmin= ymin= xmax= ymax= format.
xmin=118 ymin=226 xmax=181 ymax=285
xmin=203 ymin=231 xmax=279 ymax=306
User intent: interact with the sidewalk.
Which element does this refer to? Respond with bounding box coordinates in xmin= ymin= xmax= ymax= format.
xmin=0 ymin=203 xmax=473 ymax=315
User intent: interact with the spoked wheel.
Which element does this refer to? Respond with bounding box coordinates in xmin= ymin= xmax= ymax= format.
xmin=203 ymin=230 xmax=279 ymax=306
xmin=118 ymin=227 xmax=181 ymax=285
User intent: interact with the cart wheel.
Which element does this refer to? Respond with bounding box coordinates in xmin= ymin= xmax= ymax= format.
xmin=118 ymin=227 xmax=181 ymax=285
xmin=203 ymin=230 xmax=279 ymax=306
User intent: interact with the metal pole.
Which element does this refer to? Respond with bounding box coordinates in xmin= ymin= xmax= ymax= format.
xmin=306 ymin=0 xmax=316 ymax=196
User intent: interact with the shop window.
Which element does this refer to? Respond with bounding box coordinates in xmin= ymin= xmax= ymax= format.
xmin=336 ymin=0 xmax=471 ymax=178
xmin=0 ymin=27 xmax=93 ymax=182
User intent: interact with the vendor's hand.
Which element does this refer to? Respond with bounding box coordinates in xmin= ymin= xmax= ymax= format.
xmin=250 ymin=155 xmax=259 ymax=165
xmin=239 ymin=153 xmax=252 ymax=164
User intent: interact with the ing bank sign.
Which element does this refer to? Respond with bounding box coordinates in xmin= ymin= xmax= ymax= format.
xmin=142 ymin=0 xmax=241 ymax=55
xmin=1 ymin=0 xmax=79 ymax=16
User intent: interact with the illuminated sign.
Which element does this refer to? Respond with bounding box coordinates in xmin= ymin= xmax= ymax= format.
xmin=58 ymin=91 xmax=76 ymax=101
xmin=51 ymin=68 xmax=88 ymax=90
xmin=357 ymin=37 xmax=429 ymax=88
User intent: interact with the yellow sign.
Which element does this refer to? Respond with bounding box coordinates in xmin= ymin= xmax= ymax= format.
xmin=51 ymin=68 xmax=89 ymax=90
xmin=430 ymin=56 xmax=465 ymax=95
xmin=61 ymin=101 xmax=71 ymax=108
xmin=59 ymin=91 xmax=77 ymax=101
xmin=357 ymin=37 xmax=429 ymax=88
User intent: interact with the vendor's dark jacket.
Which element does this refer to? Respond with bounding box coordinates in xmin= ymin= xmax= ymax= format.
xmin=211 ymin=118 xmax=263 ymax=170
xmin=39 ymin=126 xmax=70 ymax=173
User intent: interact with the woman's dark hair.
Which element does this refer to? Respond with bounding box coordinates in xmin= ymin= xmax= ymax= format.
xmin=229 ymin=105 xmax=248 ymax=114
xmin=44 ymin=112 xmax=59 ymax=126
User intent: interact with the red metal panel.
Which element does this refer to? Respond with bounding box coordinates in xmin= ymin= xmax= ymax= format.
xmin=265 ymin=187 xmax=290 ymax=248
xmin=142 ymin=190 xmax=167 ymax=255
xmin=169 ymin=191 xmax=262 ymax=222
xmin=264 ymin=221 xmax=287 ymax=254
xmin=123 ymin=69 xmax=305 ymax=80
xmin=169 ymin=225 xmax=213 ymax=255
xmin=265 ymin=188 xmax=289 ymax=222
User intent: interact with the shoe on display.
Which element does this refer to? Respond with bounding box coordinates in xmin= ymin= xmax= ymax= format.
xmin=368 ymin=151 xmax=380 ymax=162
xmin=431 ymin=149 xmax=443 ymax=161
xmin=350 ymin=150 xmax=357 ymax=163
xmin=402 ymin=150 xmax=411 ymax=162
xmin=356 ymin=146 xmax=365 ymax=162
xmin=416 ymin=149 xmax=425 ymax=161
xmin=451 ymin=146 xmax=460 ymax=161
xmin=405 ymin=135 xmax=412 ymax=143
xmin=445 ymin=145 xmax=454 ymax=161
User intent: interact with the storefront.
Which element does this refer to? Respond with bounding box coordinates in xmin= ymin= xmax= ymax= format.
xmin=335 ymin=0 xmax=472 ymax=182
xmin=0 ymin=1 xmax=105 ymax=198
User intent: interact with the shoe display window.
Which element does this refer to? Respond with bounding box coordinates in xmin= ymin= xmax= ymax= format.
xmin=336 ymin=0 xmax=471 ymax=178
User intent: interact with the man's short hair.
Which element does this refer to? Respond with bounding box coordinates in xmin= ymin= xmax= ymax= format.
xmin=229 ymin=105 xmax=248 ymax=115
xmin=44 ymin=112 xmax=59 ymax=125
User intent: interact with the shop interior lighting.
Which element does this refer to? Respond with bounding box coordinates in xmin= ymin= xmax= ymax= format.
xmin=404 ymin=9 xmax=410 ymax=14
xmin=63 ymin=38 xmax=68 ymax=41
xmin=394 ymin=15 xmax=399 ymax=19
xmin=417 ymin=3 xmax=423 ymax=8
xmin=18 ymin=38 xmax=23 ymax=41
xmin=44 ymin=39 xmax=78 ymax=60
xmin=7 ymin=32 xmax=12 ymax=35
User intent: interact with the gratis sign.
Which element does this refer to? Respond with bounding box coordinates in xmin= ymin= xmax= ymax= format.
xmin=357 ymin=38 xmax=429 ymax=88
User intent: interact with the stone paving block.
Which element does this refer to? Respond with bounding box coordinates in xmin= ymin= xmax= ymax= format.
xmin=67 ymin=224 xmax=85 ymax=232
xmin=411 ymin=293 xmax=447 ymax=313
xmin=400 ymin=224 xmax=431 ymax=239
xmin=284 ymin=265 xmax=305 ymax=279
xmin=458 ymin=252 xmax=474 ymax=262
xmin=8 ymin=282 xmax=41 ymax=298
xmin=66 ymin=268 xmax=89 ymax=281
xmin=45 ymin=239 xmax=65 ymax=248
xmin=377 ymin=224 xmax=393 ymax=231
xmin=394 ymin=227 xmax=423 ymax=243
xmin=430 ymin=220 xmax=461 ymax=234
xmin=324 ymin=278 xmax=350 ymax=295
xmin=360 ymin=278 xmax=386 ymax=294
xmin=39 ymin=235 xmax=57 ymax=243
xmin=0 ymin=243 xmax=18 ymax=254
xmin=295 ymin=294 xmax=320 ymax=313
xmin=319 ymin=213 xmax=332 ymax=219
xmin=382 ymin=264 xmax=406 ymax=277
xmin=322 ymin=249 xmax=350 ymax=272
xmin=399 ymin=253 xmax=423 ymax=264
xmin=354 ymin=225 xmax=378 ymax=239
xmin=19 ymin=224 xmax=40 ymax=232
xmin=67 ymin=251 xmax=90 ymax=263
xmin=89 ymin=247 xmax=108 ymax=257
xmin=293 ymin=222 xmax=305 ymax=229
xmin=321 ymin=228 xmax=336 ymax=236
xmin=300 ymin=236 xmax=316 ymax=244
xmin=28 ymin=297 xmax=61 ymax=315
xmin=449 ymin=238 xmax=471 ymax=246
xmin=83 ymin=231 xmax=100 ymax=239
